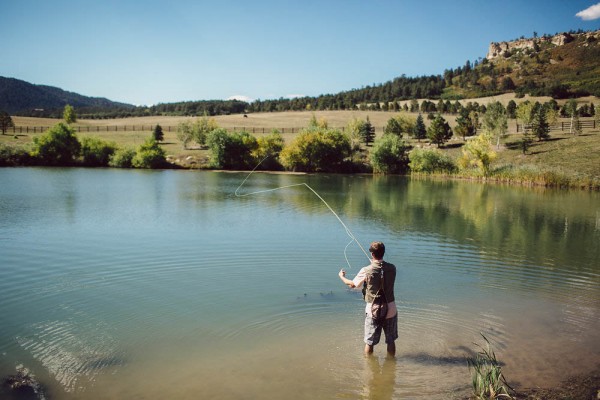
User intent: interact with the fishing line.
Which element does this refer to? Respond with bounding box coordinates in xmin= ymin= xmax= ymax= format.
xmin=235 ymin=156 xmax=370 ymax=269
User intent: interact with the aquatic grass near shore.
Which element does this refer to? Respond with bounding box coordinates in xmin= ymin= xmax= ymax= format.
xmin=490 ymin=164 xmax=600 ymax=189
xmin=467 ymin=335 xmax=515 ymax=400
xmin=410 ymin=164 xmax=600 ymax=190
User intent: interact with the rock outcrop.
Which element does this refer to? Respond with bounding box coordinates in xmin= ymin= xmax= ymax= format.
xmin=486 ymin=30 xmax=599 ymax=60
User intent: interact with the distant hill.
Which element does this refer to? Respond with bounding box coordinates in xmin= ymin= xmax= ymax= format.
xmin=0 ymin=76 xmax=248 ymax=118
xmin=246 ymin=29 xmax=600 ymax=113
xmin=2 ymin=29 xmax=598 ymax=118
xmin=0 ymin=76 xmax=135 ymax=117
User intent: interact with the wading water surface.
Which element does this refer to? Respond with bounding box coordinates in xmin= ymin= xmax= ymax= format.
xmin=0 ymin=168 xmax=598 ymax=399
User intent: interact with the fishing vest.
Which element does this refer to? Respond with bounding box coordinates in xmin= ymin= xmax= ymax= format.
xmin=362 ymin=260 xmax=396 ymax=304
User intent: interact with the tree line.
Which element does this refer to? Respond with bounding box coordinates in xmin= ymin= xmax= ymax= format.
xmin=0 ymin=106 xmax=169 ymax=168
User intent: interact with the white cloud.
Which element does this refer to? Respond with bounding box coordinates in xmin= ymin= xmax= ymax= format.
xmin=576 ymin=2 xmax=600 ymax=20
xmin=227 ymin=95 xmax=254 ymax=103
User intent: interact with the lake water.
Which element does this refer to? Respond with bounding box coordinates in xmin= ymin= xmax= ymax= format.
xmin=0 ymin=168 xmax=598 ymax=399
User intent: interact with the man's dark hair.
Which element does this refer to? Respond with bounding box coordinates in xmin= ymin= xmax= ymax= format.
xmin=369 ymin=241 xmax=385 ymax=259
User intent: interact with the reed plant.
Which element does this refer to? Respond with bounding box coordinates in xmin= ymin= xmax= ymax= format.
xmin=491 ymin=164 xmax=600 ymax=189
xmin=467 ymin=334 xmax=515 ymax=400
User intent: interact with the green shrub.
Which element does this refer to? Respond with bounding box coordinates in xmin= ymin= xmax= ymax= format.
xmin=458 ymin=134 xmax=497 ymax=177
xmin=176 ymin=121 xmax=194 ymax=149
xmin=80 ymin=137 xmax=117 ymax=167
xmin=279 ymin=127 xmax=351 ymax=172
xmin=206 ymin=129 xmax=258 ymax=169
xmin=253 ymin=130 xmax=285 ymax=170
xmin=131 ymin=138 xmax=167 ymax=169
xmin=193 ymin=114 xmax=218 ymax=147
xmin=31 ymin=122 xmax=80 ymax=166
xmin=108 ymin=148 xmax=136 ymax=168
xmin=384 ymin=114 xmax=416 ymax=137
xmin=408 ymin=147 xmax=457 ymax=174
xmin=370 ymin=134 xmax=410 ymax=174
xmin=0 ymin=144 xmax=33 ymax=166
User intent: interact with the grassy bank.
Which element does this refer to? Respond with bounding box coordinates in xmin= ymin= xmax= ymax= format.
xmin=2 ymin=110 xmax=599 ymax=189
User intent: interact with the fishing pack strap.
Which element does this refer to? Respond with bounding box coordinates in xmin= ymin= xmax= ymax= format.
xmin=377 ymin=269 xmax=388 ymax=302
xmin=370 ymin=268 xmax=388 ymax=325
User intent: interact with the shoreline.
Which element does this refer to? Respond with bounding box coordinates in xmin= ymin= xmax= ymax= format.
xmin=1 ymin=162 xmax=598 ymax=191
xmin=511 ymin=365 xmax=600 ymax=400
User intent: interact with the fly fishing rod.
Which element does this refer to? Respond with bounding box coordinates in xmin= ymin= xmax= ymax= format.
xmin=235 ymin=156 xmax=370 ymax=269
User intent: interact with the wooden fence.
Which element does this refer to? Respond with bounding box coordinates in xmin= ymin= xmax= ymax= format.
xmin=7 ymin=125 xmax=386 ymax=134
xmin=516 ymin=119 xmax=596 ymax=133
xmin=8 ymin=125 xmax=178 ymax=134
xmin=11 ymin=120 xmax=595 ymax=136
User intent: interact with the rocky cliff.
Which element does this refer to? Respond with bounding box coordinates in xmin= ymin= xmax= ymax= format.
xmin=486 ymin=30 xmax=600 ymax=60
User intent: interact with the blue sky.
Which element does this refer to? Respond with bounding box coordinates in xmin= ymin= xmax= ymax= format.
xmin=1 ymin=0 xmax=599 ymax=106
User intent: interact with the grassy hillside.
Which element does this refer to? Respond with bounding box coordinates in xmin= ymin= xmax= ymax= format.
xmin=446 ymin=30 xmax=600 ymax=100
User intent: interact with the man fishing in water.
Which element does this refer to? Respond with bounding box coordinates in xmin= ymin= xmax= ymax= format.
xmin=338 ymin=241 xmax=398 ymax=356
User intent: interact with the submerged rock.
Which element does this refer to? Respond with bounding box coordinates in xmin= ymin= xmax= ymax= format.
xmin=2 ymin=365 xmax=47 ymax=400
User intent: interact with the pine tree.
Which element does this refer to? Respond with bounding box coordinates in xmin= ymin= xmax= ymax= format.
xmin=455 ymin=108 xmax=476 ymax=140
xmin=0 ymin=111 xmax=15 ymax=135
xmin=152 ymin=124 xmax=164 ymax=142
xmin=506 ymin=100 xmax=517 ymax=119
xmin=427 ymin=114 xmax=452 ymax=147
xmin=413 ymin=114 xmax=426 ymax=142
xmin=384 ymin=117 xmax=402 ymax=137
xmin=360 ymin=116 xmax=375 ymax=146
xmin=531 ymin=107 xmax=550 ymax=141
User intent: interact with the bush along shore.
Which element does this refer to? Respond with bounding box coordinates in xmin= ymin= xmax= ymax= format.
xmin=0 ymin=122 xmax=175 ymax=169
xmin=1 ymin=104 xmax=599 ymax=190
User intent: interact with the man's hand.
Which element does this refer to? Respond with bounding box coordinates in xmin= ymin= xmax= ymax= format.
xmin=338 ymin=269 xmax=355 ymax=288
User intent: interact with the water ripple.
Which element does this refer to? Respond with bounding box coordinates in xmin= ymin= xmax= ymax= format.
xmin=15 ymin=309 xmax=124 ymax=394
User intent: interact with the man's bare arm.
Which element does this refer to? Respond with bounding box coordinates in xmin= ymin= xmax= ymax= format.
xmin=338 ymin=269 xmax=356 ymax=288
